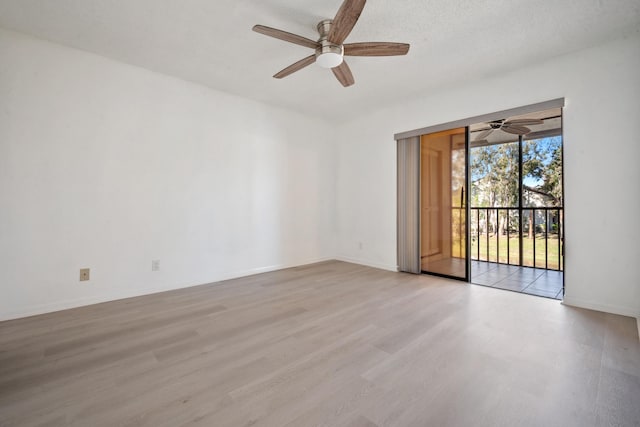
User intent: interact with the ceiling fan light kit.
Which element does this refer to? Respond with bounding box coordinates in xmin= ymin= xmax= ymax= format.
xmin=252 ymin=0 xmax=410 ymax=87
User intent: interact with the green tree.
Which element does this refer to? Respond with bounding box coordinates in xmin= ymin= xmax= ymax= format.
xmin=539 ymin=140 xmax=563 ymax=205
xmin=471 ymin=136 xmax=562 ymax=238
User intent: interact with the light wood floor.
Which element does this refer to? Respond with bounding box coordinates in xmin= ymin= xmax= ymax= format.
xmin=1 ymin=261 xmax=638 ymax=427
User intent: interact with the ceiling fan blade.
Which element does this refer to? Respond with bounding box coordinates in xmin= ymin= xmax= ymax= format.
xmin=273 ymin=55 xmax=316 ymax=79
xmin=502 ymin=125 xmax=531 ymax=135
xmin=253 ymin=25 xmax=319 ymax=49
xmin=328 ymin=0 xmax=367 ymax=45
xmin=504 ymin=118 xmax=544 ymax=126
xmin=475 ymin=128 xmax=494 ymax=140
xmin=332 ymin=60 xmax=355 ymax=87
xmin=343 ymin=42 xmax=410 ymax=56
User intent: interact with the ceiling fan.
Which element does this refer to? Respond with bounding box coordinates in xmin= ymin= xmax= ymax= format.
xmin=474 ymin=118 xmax=544 ymax=141
xmin=252 ymin=0 xmax=410 ymax=87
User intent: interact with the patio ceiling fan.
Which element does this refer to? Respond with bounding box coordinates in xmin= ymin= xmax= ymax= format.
xmin=474 ymin=118 xmax=544 ymax=141
xmin=252 ymin=0 xmax=410 ymax=87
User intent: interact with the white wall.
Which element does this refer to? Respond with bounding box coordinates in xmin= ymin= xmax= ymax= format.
xmin=0 ymin=28 xmax=336 ymax=320
xmin=336 ymin=34 xmax=640 ymax=318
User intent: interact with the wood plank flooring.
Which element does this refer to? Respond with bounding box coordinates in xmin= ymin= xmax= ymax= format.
xmin=0 ymin=261 xmax=638 ymax=426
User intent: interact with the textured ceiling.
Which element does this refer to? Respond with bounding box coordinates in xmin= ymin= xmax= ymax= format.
xmin=0 ymin=0 xmax=639 ymax=121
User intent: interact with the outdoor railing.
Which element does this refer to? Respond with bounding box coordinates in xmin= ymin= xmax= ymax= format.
xmin=470 ymin=207 xmax=563 ymax=271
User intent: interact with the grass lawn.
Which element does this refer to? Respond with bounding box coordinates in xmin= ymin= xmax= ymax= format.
xmin=471 ymin=234 xmax=563 ymax=270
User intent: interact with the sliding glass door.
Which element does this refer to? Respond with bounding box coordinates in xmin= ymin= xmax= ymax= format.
xmin=420 ymin=128 xmax=468 ymax=280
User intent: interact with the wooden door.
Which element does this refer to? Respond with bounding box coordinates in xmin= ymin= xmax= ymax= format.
xmin=420 ymin=128 xmax=467 ymax=278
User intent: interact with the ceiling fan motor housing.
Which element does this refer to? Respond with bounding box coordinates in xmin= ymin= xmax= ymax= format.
xmin=315 ymin=19 xmax=344 ymax=68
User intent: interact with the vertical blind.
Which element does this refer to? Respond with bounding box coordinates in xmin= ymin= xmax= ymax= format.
xmin=397 ymin=136 xmax=421 ymax=273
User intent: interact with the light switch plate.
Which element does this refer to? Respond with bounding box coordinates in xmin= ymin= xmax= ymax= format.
xmin=80 ymin=268 xmax=90 ymax=281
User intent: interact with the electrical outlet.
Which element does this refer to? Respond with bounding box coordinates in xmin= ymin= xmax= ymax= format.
xmin=151 ymin=260 xmax=160 ymax=271
xmin=80 ymin=268 xmax=90 ymax=281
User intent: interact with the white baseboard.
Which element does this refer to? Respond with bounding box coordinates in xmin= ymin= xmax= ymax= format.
xmin=213 ymin=257 xmax=335 ymax=283
xmin=562 ymin=296 xmax=639 ymax=319
xmin=334 ymin=256 xmax=397 ymax=272
xmin=0 ymin=285 xmax=165 ymax=322
xmin=0 ymin=256 xmax=334 ymax=322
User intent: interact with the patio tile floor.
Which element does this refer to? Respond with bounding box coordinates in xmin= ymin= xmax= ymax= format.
xmin=471 ymin=260 xmax=563 ymax=300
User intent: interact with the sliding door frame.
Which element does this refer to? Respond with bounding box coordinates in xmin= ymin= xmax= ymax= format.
xmin=396 ymin=98 xmax=565 ymax=283
xmin=465 ymin=126 xmax=471 ymax=282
